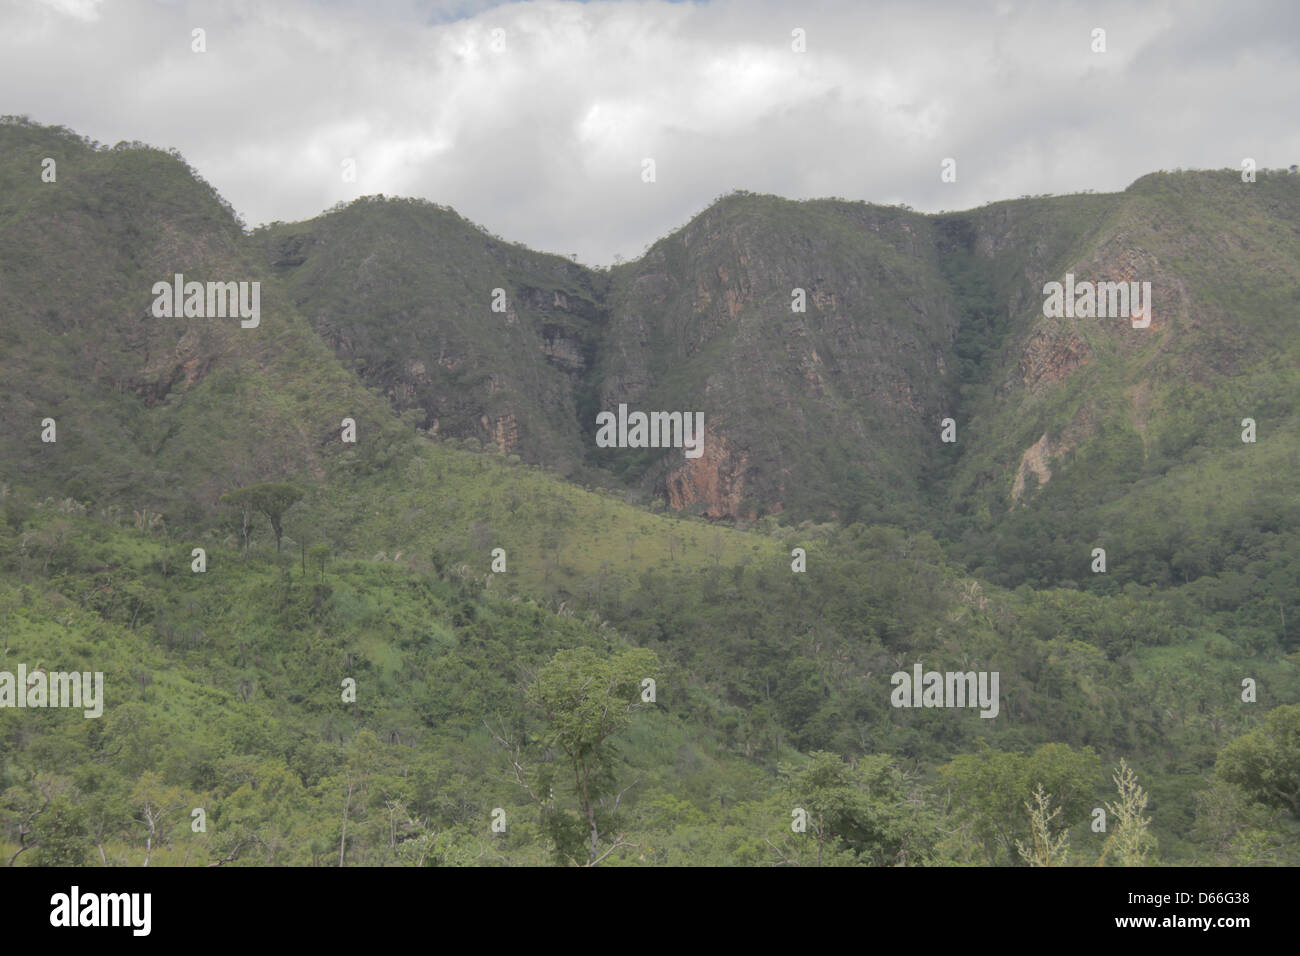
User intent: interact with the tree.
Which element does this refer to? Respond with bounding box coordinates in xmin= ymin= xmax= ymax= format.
xmin=1191 ymin=778 xmax=1281 ymax=864
xmin=220 ymin=482 xmax=304 ymax=553
xmin=130 ymin=771 xmax=192 ymax=866
xmin=2 ymin=773 xmax=89 ymax=867
xmin=307 ymin=543 xmax=330 ymax=580
xmin=778 ymin=751 xmax=942 ymax=867
xmin=1215 ymin=704 xmax=1300 ymax=819
xmin=529 ymin=646 xmax=658 ymax=865
xmin=941 ymin=742 xmax=1100 ymax=864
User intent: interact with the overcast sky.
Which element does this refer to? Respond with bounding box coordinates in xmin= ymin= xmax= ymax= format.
xmin=4 ymin=0 xmax=1299 ymax=264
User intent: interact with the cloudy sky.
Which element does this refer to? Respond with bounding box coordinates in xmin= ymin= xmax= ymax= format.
xmin=4 ymin=0 xmax=1299 ymax=264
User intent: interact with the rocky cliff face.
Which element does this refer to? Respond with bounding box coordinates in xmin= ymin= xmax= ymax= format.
xmin=942 ymin=169 xmax=1300 ymax=534
xmin=596 ymin=195 xmax=962 ymax=522
xmin=256 ymin=176 xmax=1300 ymax=525
xmin=258 ymin=198 xmax=608 ymax=480
xmin=661 ymin=424 xmax=755 ymax=520
xmin=10 ymin=119 xmax=1294 ymax=536
xmin=259 ymin=191 xmax=971 ymax=523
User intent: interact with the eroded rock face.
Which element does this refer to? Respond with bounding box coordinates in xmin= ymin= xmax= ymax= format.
xmin=1014 ymin=243 xmax=1180 ymax=406
xmin=662 ymin=426 xmax=754 ymax=520
xmin=406 ymin=359 xmax=431 ymax=384
xmin=481 ymin=413 xmax=520 ymax=454
xmin=1019 ymin=328 xmax=1091 ymax=392
xmin=539 ymin=330 xmax=585 ymax=372
xmin=1073 ymin=244 xmax=1177 ymax=335
xmin=1009 ymin=406 xmax=1096 ymax=506
xmin=1011 ymin=433 xmax=1054 ymax=504
xmin=254 ymin=182 xmax=1229 ymax=523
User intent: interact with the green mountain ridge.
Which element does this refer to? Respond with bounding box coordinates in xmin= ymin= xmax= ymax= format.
xmin=1 ymin=116 xmax=1297 ymax=867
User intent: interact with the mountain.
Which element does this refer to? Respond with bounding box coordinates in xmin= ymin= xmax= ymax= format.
xmin=592 ymin=193 xmax=964 ymax=523
xmin=945 ymin=172 xmax=1300 ymax=592
xmin=255 ymin=170 xmax=1300 ymax=582
xmin=0 ymin=118 xmax=403 ymax=519
xmin=254 ymin=190 xmax=968 ymax=526
xmin=255 ymin=198 xmax=609 ymax=482
xmin=1 ymin=116 xmax=1297 ymax=868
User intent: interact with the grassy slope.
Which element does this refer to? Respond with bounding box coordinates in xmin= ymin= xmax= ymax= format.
xmin=306 ymin=432 xmax=781 ymax=594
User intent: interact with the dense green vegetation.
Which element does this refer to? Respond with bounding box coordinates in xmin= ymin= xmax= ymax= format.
xmin=2 ymin=474 xmax=1295 ymax=865
xmin=2 ymin=116 xmax=1297 ymax=866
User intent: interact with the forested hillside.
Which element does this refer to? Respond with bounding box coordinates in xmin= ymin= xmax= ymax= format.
xmin=2 ymin=116 xmax=1296 ymax=866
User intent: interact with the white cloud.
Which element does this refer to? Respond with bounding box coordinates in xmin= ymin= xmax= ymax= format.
xmin=33 ymin=0 xmax=103 ymax=22
xmin=2 ymin=0 xmax=1298 ymax=264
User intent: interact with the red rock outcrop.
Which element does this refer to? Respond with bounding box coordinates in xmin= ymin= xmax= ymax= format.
xmin=663 ymin=426 xmax=753 ymax=520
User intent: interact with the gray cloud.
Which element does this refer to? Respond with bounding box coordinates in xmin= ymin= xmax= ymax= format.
xmin=3 ymin=0 xmax=1297 ymax=264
